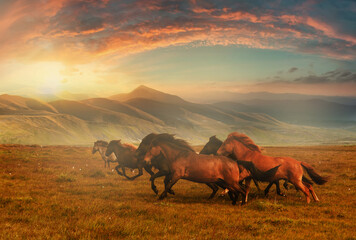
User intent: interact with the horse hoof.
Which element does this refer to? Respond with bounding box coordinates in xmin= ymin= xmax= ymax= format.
xmin=158 ymin=194 xmax=166 ymax=200
xmin=168 ymin=190 xmax=175 ymax=195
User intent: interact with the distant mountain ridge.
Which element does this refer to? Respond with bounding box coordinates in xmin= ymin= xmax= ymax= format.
xmin=1 ymin=85 xmax=356 ymax=145
xmin=110 ymin=85 xmax=186 ymax=104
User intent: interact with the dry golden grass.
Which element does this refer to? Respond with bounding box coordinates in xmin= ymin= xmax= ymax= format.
xmin=0 ymin=144 xmax=355 ymax=239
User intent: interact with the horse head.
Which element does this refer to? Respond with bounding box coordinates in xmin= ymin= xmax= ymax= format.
xmin=143 ymin=142 xmax=163 ymax=165
xmin=200 ymin=135 xmax=223 ymax=155
xmin=105 ymin=140 xmax=121 ymax=157
xmin=136 ymin=133 xmax=158 ymax=162
xmin=92 ymin=142 xmax=99 ymax=154
xmin=216 ymin=137 xmax=235 ymax=157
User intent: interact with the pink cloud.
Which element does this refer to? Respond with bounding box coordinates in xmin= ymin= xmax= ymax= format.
xmin=0 ymin=0 xmax=355 ymax=64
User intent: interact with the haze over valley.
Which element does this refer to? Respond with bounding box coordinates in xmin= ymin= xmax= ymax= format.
xmin=1 ymin=85 xmax=355 ymax=146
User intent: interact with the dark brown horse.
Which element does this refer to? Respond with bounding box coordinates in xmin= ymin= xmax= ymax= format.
xmin=136 ymin=133 xmax=174 ymax=195
xmin=143 ymin=134 xmax=247 ymax=205
xmin=217 ymin=132 xmax=329 ymax=203
xmin=105 ymin=140 xmax=154 ymax=180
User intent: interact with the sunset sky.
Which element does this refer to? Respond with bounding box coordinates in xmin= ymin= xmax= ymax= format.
xmin=0 ymin=0 xmax=355 ymax=100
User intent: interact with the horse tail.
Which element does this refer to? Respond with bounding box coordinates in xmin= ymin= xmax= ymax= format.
xmin=301 ymin=162 xmax=329 ymax=185
xmin=302 ymin=175 xmax=313 ymax=185
xmin=235 ymin=160 xmax=281 ymax=182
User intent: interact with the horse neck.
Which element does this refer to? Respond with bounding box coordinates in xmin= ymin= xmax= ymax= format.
xmin=115 ymin=146 xmax=136 ymax=164
xmin=98 ymin=146 xmax=108 ymax=159
xmin=233 ymin=141 xmax=260 ymax=161
xmin=159 ymin=143 xmax=191 ymax=161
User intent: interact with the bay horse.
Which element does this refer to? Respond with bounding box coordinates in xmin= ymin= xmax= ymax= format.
xmin=105 ymin=140 xmax=154 ymax=180
xmin=92 ymin=140 xmax=117 ymax=168
xmin=136 ymin=133 xmax=221 ymax=199
xmin=217 ymin=132 xmax=329 ymax=203
xmin=143 ymin=133 xmax=247 ymax=205
xmin=200 ymin=135 xmax=262 ymax=194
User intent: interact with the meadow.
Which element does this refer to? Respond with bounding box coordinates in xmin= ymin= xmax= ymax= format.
xmin=0 ymin=144 xmax=355 ymax=239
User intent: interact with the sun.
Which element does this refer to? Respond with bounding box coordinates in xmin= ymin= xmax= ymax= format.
xmin=36 ymin=62 xmax=64 ymax=95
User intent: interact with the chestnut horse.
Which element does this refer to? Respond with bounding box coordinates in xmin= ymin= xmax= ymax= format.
xmin=105 ymin=140 xmax=154 ymax=180
xmin=143 ymin=134 xmax=247 ymax=205
xmin=200 ymin=135 xmax=262 ymax=193
xmin=217 ymin=132 xmax=329 ymax=203
xmin=92 ymin=140 xmax=117 ymax=168
xmin=136 ymin=133 xmax=224 ymax=199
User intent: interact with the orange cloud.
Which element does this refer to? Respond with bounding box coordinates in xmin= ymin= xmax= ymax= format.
xmin=0 ymin=0 xmax=355 ymax=65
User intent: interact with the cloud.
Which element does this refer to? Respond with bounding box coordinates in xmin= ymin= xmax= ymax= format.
xmin=294 ymin=70 xmax=356 ymax=84
xmin=0 ymin=0 xmax=355 ymax=64
xmin=239 ymin=69 xmax=356 ymax=96
xmin=288 ymin=67 xmax=298 ymax=73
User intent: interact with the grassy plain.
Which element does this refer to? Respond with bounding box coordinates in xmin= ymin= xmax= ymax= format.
xmin=0 ymin=144 xmax=355 ymax=239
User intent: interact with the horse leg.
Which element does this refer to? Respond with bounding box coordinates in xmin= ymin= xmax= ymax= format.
xmin=244 ymin=178 xmax=252 ymax=203
xmin=144 ymin=165 xmax=155 ymax=176
xmin=220 ymin=188 xmax=229 ymax=197
xmin=264 ymin=182 xmax=274 ymax=196
xmin=121 ymin=168 xmax=134 ymax=181
xmin=150 ymin=170 xmax=170 ymax=195
xmin=206 ymin=183 xmax=219 ymax=199
xmin=217 ymin=181 xmax=237 ymax=203
xmin=164 ymin=175 xmax=175 ymax=195
xmin=227 ymin=191 xmax=237 ymax=203
xmin=108 ymin=161 xmax=110 ymax=169
xmin=229 ymin=183 xmax=246 ymax=206
xmin=303 ymin=181 xmax=320 ymax=202
xmin=126 ymin=168 xmax=143 ymax=181
xmin=159 ymin=173 xmax=180 ymax=200
xmin=275 ymin=181 xmax=286 ymax=197
xmin=283 ymin=180 xmax=289 ymax=190
xmin=291 ymin=179 xmax=311 ymax=204
xmin=115 ymin=165 xmax=124 ymax=176
xmin=253 ymin=179 xmax=261 ymax=192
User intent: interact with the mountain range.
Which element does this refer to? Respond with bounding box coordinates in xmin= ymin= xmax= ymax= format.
xmin=1 ymin=85 xmax=355 ymax=146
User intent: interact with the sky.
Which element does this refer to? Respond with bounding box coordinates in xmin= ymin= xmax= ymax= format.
xmin=0 ymin=0 xmax=355 ymax=100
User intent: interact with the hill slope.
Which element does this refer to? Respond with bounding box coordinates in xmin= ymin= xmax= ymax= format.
xmin=214 ymin=99 xmax=356 ymax=127
xmin=1 ymin=87 xmax=356 ymax=145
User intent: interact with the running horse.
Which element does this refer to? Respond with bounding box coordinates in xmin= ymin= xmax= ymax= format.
xmin=92 ymin=140 xmax=117 ymax=168
xmin=217 ymin=132 xmax=329 ymax=203
xmin=143 ymin=133 xmax=247 ymax=205
xmin=136 ymin=133 xmax=221 ymax=198
xmin=105 ymin=140 xmax=154 ymax=180
xmin=200 ymin=135 xmax=262 ymax=194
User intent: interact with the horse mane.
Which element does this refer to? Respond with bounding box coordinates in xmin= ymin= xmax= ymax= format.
xmin=141 ymin=133 xmax=158 ymax=145
xmin=109 ymin=140 xmax=136 ymax=151
xmin=95 ymin=140 xmax=108 ymax=147
xmin=122 ymin=143 xmax=137 ymax=151
xmin=228 ymin=132 xmax=261 ymax=153
xmin=153 ymin=133 xmax=194 ymax=152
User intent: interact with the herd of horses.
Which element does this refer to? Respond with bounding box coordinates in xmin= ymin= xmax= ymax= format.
xmin=92 ymin=132 xmax=329 ymax=205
